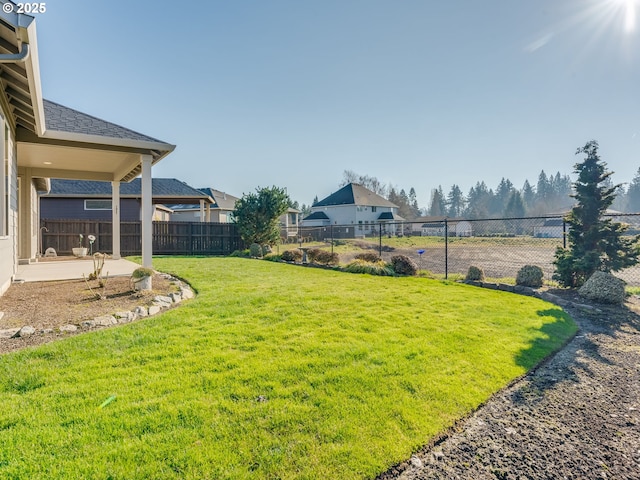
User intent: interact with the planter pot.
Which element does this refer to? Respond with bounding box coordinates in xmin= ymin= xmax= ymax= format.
xmin=133 ymin=275 xmax=153 ymax=292
xmin=72 ymin=247 xmax=88 ymax=257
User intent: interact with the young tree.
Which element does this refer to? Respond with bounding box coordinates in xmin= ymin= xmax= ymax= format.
xmin=553 ymin=141 xmax=640 ymax=287
xmin=233 ymin=186 xmax=291 ymax=246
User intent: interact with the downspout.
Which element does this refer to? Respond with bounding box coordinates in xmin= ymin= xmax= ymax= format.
xmin=0 ymin=43 xmax=29 ymax=63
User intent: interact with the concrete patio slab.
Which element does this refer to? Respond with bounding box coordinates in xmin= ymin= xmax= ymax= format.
xmin=15 ymin=258 xmax=141 ymax=283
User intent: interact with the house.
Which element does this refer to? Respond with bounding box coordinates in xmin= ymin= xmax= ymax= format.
xmin=169 ymin=188 xmax=239 ymax=223
xmin=417 ymin=216 xmax=473 ymax=237
xmin=533 ymin=218 xmax=565 ymax=238
xmin=41 ymin=179 xmax=212 ymax=222
xmin=0 ymin=4 xmax=175 ymax=295
xmin=280 ymin=207 xmax=300 ymax=239
xmin=302 ymin=183 xmax=401 ymax=237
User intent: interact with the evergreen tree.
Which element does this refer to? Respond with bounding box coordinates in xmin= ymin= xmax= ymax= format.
xmin=465 ymin=182 xmax=492 ymax=219
xmin=234 ymin=186 xmax=291 ymax=246
xmin=312 ymin=195 xmax=319 ymax=206
xmin=493 ymin=178 xmax=514 ymax=216
xmin=553 ymin=141 xmax=640 ymax=287
xmin=504 ymin=191 xmax=525 ymax=218
xmin=428 ymin=186 xmax=446 ymax=216
xmin=536 ymin=170 xmax=551 ymax=207
xmin=521 ymin=180 xmax=535 ymax=212
xmin=626 ymin=168 xmax=640 ymax=212
xmin=446 ymin=184 xmax=465 ymax=217
xmin=408 ymin=187 xmax=421 ymax=218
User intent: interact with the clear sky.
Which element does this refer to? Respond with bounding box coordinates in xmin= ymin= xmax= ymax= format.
xmin=34 ymin=0 xmax=639 ymax=208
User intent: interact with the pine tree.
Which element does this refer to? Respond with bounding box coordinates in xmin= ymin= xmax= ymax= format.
xmin=553 ymin=141 xmax=640 ymax=287
xmin=428 ymin=186 xmax=446 ymax=216
xmin=504 ymin=191 xmax=525 ymax=218
xmin=625 ymin=168 xmax=640 ymax=213
xmin=446 ymin=184 xmax=465 ymax=217
xmin=521 ymin=180 xmax=535 ymax=212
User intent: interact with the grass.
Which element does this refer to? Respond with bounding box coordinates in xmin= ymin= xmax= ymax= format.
xmin=0 ymin=257 xmax=576 ymax=479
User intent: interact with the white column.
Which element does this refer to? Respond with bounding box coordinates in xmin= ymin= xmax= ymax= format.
xmin=199 ymin=199 xmax=205 ymax=223
xmin=206 ymin=203 xmax=211 ymax=222
xmin=141 ymin=154 xmax=153 ymax=268
xmin=111 ymin=181 xmax=121 ymax=259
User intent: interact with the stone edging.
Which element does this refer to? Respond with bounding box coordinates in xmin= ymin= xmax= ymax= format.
xmin=0 ymin=273 xmax=195 ymax=340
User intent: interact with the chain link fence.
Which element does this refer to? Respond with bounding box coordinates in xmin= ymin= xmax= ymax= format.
xmin=287 ymin=214 xmax=640 ymax=286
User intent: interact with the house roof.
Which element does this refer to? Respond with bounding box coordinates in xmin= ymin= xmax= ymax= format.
xmin=44 ymin=179 xmax=212 ymax=205
xmin=378 ymin=212 xmax=404 ymax=221
xmin=43 ymin=100 xmax=164 ymax=144
xmin=314 ymin=183 xmax=397 ymax=208
xmin=303 ymin=211 xmax=330 ymax=220
xmin=198 ymin=188 xmax=239 ymax=210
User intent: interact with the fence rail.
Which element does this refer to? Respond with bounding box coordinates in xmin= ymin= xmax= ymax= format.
xmin=292 ymin=213 xmax=640 ymax=286
xmin=41 ymin=220 xmax=243 ymax=256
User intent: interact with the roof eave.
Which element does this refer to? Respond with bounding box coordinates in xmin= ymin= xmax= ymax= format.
xmin=40 ymin=129 xmax=176 ymax=155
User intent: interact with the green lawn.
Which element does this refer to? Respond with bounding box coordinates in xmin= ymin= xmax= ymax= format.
xmin=0 ymin=257 xmax=576 ymax=479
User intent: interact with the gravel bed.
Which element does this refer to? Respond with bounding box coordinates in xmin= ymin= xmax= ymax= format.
xmin=378 ymin=292 xmax=640 ymax=480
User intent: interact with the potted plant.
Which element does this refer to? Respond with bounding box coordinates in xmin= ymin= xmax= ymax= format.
xmin=72 ymin=234 xmax=88 ymax=257
xmin=131 ymin=267 xmax=154 ymax=291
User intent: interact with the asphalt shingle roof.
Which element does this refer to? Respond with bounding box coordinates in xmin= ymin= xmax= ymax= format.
xmin=314 ymin=183 xmax=397 ymax=208
xmin=46 ymin=179 xmax=210 ymax=199
xmin=43 ymin=99 xmax=164 ymax=144
xmin=303 ymin=211 xmax=330 ymax=220
xmin=198 ymin=188 xmax=239 ymax=210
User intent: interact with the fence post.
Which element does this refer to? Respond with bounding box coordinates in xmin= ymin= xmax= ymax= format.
xmin=330 ymin=224 xmax=334 ymax=255
xmin=379 ymin=223 xmax=382 ymax=258
xmin=444 ymin=218 xmax=449 ymax=279
xmin=562 ymin=219 xmax=567 ymax=249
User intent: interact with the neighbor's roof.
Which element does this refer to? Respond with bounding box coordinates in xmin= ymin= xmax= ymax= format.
xmin=378 ymin=212 xmax=405 ymax=221
xmin=43 ymin=100 xmax=165 ymax=145
xmin=303 ymin=211 xmax=330 ymax=220
xmin=314 ymin=183 xmax=397 ymax=208
xmin=198 ymin=188 xmax=239 ymax=210
xmin=44 ymin=179 xmax=212 ymax=204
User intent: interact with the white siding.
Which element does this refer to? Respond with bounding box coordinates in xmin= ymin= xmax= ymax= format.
xmin=0 ymin=115 xmax=17 ymax=295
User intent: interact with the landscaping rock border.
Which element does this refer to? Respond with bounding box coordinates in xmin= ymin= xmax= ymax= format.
xmin=0 ymin=274 xmax=195 ymax=340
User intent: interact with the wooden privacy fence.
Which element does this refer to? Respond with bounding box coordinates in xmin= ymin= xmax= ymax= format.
xmin=40 ymin=220 xmax=243 ymax=256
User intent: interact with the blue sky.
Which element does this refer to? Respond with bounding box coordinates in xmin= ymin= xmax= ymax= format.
xmin=34 ymin=0 xmax=639 ymax=208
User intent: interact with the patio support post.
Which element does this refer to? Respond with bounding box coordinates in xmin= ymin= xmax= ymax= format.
xmin=111 ymin=181 xmax=121 ymax=259
xmin=199 ymin=199 xmax=205 ymax=223
xmin=206 ymin=203 xmax=211 ymax=222
xmin=141 ymin=154 xmax=153 ymax=268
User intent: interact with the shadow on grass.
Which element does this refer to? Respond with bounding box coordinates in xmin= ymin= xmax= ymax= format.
xmin=510 ymin=294 xmax=640 ymax=407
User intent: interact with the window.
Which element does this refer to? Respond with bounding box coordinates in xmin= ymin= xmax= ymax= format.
xmin=358 ymin=220 xmax=363 ymax=231
xmin=84 ymin=199 xmax=112 ymax=210
xmin=372 ymin=206 xmax=377 ymax=212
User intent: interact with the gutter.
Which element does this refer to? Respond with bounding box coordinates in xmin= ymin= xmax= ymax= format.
xmin=0 ymin=43 xmax=29 ymax=63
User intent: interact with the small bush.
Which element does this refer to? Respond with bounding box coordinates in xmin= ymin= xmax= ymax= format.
xmin=229 ymin=249 xmax=250 ymax=258
xmin=578 ymin=271 xmax=626 ymax=304
xmin=390 ymin=255 xmax=418 ymax=276
xmin=465 ymin=266 xmax=485 ymax=282
xmin=281 ymin=249 xmax=302 ymax=262
xmin=344 ymin=259 xmax=395 ymax=276
xmin=249 ymin=243 xmax=263 ymax=258
xmin=354 ymin=252 xmax=380 ymax=263
xmin=516 ymin=265 xmax=544 ymax=288
xmin=308 ymin=249 xmax=339 ymax=265
xmin=131 ymin=267 xmax=154 ymax=279
xmin=263 ymin=253 xmax=282 ymax=262
xmin=261 ymin=244 xmax=272 ymax=256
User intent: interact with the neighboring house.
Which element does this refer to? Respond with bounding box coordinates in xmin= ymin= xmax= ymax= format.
xmin=169 ymin=188 xmax=239 ymax=223
xmin=0 ymin=4 xmax=175 ymax=295
xmin=419 ymin=217 xmax=473 ymax=237
xmin=302 ymin=183 xmax=402 ymax=236
xmin=280 ymin=207 xmax=300 ymax=239
xmin=533 ymin=218 xmax=565 ymax=238
xmin=41 ymin=179 xmax=212 ymax=222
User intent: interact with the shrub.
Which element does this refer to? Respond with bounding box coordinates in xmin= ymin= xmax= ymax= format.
xmin=281 ymin=249 xmax=302 ymax=263
xmin=261 ymin=244 xmax=272 ymax=256
xmin=249 ymin=243 xmax=263 ymax=258
xmin=465 ymin=266 xmax=485 ymax=282
xmin=578 ymin=271 xmax=626 ymax=304
xmin=308 ymin=249 xmax=339 ymax=265
xmin=131 ymin=267 xmax=154 ymax=279
xmin=229 ymin=249 xmax=249 ymax=258
xmin=344 ymin=259 xmax=395 ymax=276
xmin=263 ymin=253 xmax=282 ymax=262
xmin=516 ymin=265 xmax=544 ymax=288
xmin=390 ymin=255 xmax=418 ymax=276
xmin=354 ymin=252 xmax=380 ymax=263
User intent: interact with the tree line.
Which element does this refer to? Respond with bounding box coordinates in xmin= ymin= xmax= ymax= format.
xmin=294 ymin=168 xmax=640 ymax=221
